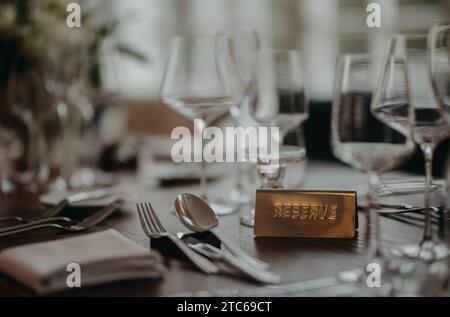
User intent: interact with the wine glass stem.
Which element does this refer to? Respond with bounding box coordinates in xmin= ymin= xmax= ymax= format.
xmin=231 ymin=114 xmax=245 ymax=195
xmin=28 ymin=122 xmax=48 ymax=186
xmin=367 ymin=172 xmax=382 ymax=258
xmin=421 ymin=144 xmax=434 ymax=242
xmin=196 ymin=118 xmax=208 ymax=201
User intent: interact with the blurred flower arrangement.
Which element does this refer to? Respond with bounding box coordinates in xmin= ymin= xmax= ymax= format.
xmin=0 ymin=0 xmax=146 ymax=192
xmin=0 ymin=0 xmax=146 ymax=88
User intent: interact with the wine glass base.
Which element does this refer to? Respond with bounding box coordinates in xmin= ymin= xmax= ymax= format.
xmin=335 ymin=255 xmax=447 ymax=296
xmin=49 ymin=177 xmax=68 ymax=192
xmin=0 ymin=178 xmax=17 ymax=195
xmin=390 ymin=241 xmax=450 ymax=262
xmin=228 ymin=189 xmax=252 ymax=205
xmin=208 ymin=200 xmax=237 ymax=216
xmin=240 ymin=208 xmax=255 ymax=227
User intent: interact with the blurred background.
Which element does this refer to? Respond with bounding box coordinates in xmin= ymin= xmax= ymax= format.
xmin=1 ymin=0 xmax=450 ymax=193
xmin=85 ymin=0 xmax=450 ymax=99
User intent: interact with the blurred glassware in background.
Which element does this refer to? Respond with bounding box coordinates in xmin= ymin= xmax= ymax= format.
xmin=0 ymin=1 xmax=149 ymax=192
xmin=375 ymin=34 xmax=450 ymax=261
xmin=241 ymin=48 xmax=309 ymax=227
xmin=0 ymin=127 xmax=24 ymax=194
xmin=217 ymin=29 xmax=261 ymax=209
xmin=332 ymin=54 xmax=416 ymax=289
xmin=161 ymin=35 xmax=245 ymax=215
xmin=41 ymin=29 xmax=89 ymax=191
xmin=7 ymin=65 xmax=51 ymax=192
xmin=252 ymin=49 xmax=309 ymax=136
xmin=429 ymin=21 xmax=450 ymax=124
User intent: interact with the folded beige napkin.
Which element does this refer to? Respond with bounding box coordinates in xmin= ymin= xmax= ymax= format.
xmin=0 ymin=229 xmax=165 ymax=295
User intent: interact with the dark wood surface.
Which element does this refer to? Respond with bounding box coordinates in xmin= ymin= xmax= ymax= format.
xmin=0 ymin=160 xmax=431 ymax=296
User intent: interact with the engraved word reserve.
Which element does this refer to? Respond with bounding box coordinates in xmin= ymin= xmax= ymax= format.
xmin=272 ymin=203 xmax=338 ymax=221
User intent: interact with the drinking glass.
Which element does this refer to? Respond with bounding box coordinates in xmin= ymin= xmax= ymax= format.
xmin=429 ymin=21 xmax=450 ymax=123
xmin=332 ymin=54 xmax=415 ymax=269
xmin=218 ymin=29 xmax=261 ymax=207
xmin=0 ymin=126 xmax=24 ymax=194
xmin=373 ymin=34 xmax=450 ymax=261
xmin=161 ymin=35 xmax=244 ymax=213
xmin=241 ymin=49 xmax=309 ymax=227
xmin=43 ymin=34 xmax=87 ymax=191
xmin=7 ymin=65 xmax=51 ymax=192
xmin=252 ymin=49 xmax=309 ymax=135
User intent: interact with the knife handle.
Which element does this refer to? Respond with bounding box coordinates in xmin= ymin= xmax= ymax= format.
xmin=167 ymin=234 xmax=220 ymax=275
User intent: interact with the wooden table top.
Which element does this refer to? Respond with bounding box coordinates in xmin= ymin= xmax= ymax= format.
xmin=0 ymin=160 xmax=433 ymax=296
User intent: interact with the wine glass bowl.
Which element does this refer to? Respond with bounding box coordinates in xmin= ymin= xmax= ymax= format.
xmin=252 ymin=49 xmax=308 ymax=136
xmin=429 ymin=21 xmax=450 ymax=124
xmin=161 ymin=36 xmax=243 ymax=125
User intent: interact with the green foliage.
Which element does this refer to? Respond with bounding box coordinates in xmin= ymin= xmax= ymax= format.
xmin=0 ymin=0 xmax=146 ymax=88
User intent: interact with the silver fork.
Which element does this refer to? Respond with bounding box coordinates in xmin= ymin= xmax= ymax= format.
xmin=0 ymin=217 xmax=76 ymax=233
xmin=0 ymin=200 xmax=121 ymax=238
xmin=136 ymin=202 xmax=219 ymax=275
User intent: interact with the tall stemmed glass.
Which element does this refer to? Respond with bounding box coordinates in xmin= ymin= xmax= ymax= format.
xmin=429 ymin=21 xmax=450 ymax=123
xmin=218 ymin=29 xmax=261 ymax=207
xmin=241 ymin=49 xmax=309 ymax=227
xmin=161 ymin=35 xmax=244 ymax=210
xmin=332 ymin=54 xmax=415 ymax=265
xmin=374 ymin=34 xmax=450 ymax=261
xmin=43 ymin=36 xmax=87 ymax=191
xmin=7 ymin=65 xmax=51 ymax=192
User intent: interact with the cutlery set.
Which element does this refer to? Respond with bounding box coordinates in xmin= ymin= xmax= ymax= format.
xmin=0 ymin=186 xmax=281 ymax=285
xmin=137 ymin=194 xmax=281 ymax=285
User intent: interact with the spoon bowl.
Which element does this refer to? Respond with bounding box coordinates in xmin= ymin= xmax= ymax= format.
xmin=175 ymin=193 xmax=219 ymax=233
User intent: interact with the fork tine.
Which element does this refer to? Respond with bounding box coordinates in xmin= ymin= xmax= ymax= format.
xmin=142 ymin=202 xmax=161 ymax=234
xmin=147 ymin=202 xmax=166 ymax=232
xmin=136 ymin=203 xmax=153 ymax=236
xmin=142 ymin=202 xmax=158 ymax=234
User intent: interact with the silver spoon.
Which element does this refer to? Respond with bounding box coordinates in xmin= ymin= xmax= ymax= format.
xmin=175 ymin=193 xmax=270 ymax=271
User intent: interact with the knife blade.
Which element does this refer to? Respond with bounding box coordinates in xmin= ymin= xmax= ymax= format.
xmin=0 ymin=187 xmax=118 ymax=233
xmin=75 ymin=199 xmax=123 ymax=229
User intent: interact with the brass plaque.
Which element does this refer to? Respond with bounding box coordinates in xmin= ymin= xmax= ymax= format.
xmin=254 ymin=190 xmax=358 ymax=238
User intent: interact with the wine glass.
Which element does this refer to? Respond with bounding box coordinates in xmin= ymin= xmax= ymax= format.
xmin=241 ymin=49 xmax=309 ymax=227
xmin=7 ymin=65 xmax=51 ymax=192
xmin=42 ymin=33 xmax=88 ymax=192
xmin=429 ymin=21 xmax=450 ymax=123
xmin=217 ymin=29 xmax=261 ymax=207
xmin=252 ymin=49 xmax=309 ymax=135
xmin=332 ymin=54 xmax=415 ymax=274
xmin=0 ymin=126 xmax=24 ymax=194
xmin=161 ymin=35 xmax=244 ymax=213
xmin=373 ymin=34 xmax=450 ymax=261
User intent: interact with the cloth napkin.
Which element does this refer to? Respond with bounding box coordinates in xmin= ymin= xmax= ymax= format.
xmin=0 ymin=229 xmax=165 ymax=295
